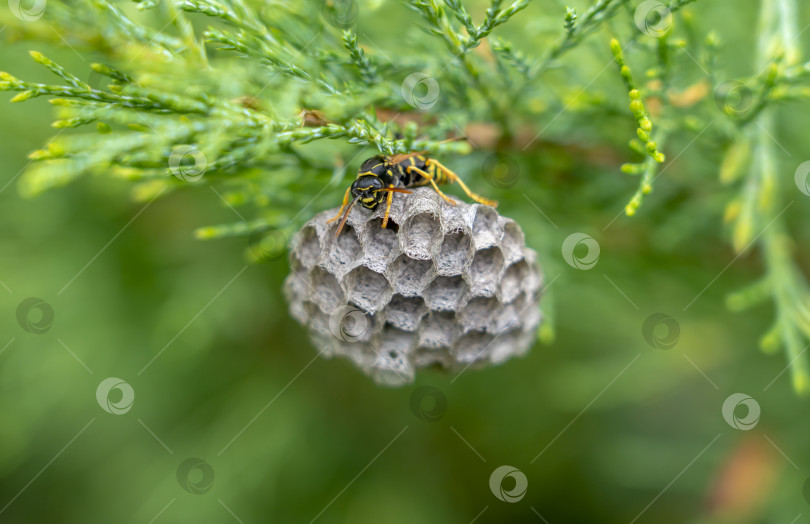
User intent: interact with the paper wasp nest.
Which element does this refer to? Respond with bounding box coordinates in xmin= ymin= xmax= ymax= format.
xmin=284 ymin=187 xmax=543 ymax=386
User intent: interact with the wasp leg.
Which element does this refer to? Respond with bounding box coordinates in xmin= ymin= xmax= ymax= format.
xmin=427 ymin=159 xmax=498 ymax=207
xmin=406 ymin=166 xmax=457 ymax=206
xmin=327 ymin=187 xmax=352 ymax=223
xmin=382 ymin=185 xmax=395 ymax=228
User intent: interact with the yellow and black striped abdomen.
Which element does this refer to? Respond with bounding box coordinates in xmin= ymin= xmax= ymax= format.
xmin=399 ymin=156 xmax=447 ymax=188
xmin=427 ymin=160 xmax=449 ymax=185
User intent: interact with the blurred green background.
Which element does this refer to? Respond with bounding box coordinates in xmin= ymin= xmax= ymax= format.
xmin=2 ymin=1 xmax=810 ymax=523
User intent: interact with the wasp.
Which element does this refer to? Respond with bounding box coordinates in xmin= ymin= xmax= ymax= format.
xmin=329 ymin=151 xmax=498 ymax=236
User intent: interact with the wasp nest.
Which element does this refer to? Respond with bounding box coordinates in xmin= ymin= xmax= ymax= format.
xmin=283 ymin=187 xmax=543 ymax=386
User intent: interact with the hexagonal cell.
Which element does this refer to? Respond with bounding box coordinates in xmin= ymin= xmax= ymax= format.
xmin=402 ymin=212 xmax=440 ymax=260
xmin=363 ymin=218 xmax=399 ymax=273
xmin=493 ymin=301 xmax=522 ymax=334
xmin=287 ymin=292 xmax=309 ymax=325
xmin=412 ymin=345 xmax=451 ymax=367
xmin=304 ymin=301 xmax=331 ymax=335
xmin=326 ymin=224 xmax=363 ymax=278
xmin=371 ymin=325 xmax=416 ymax=386
xmin=284 ymin=271 xmax=310 ymax=304
xmin=500 ymin=220 xmax=524 ymax=264
xmin=378 ymin=324 xmax=415 ymax=353
xmin=425 ymin=275 xmax=468 ymax=311
xmin=438 ymin=199 xmax=471 ymax=235
xmin=327 ymin=303 xmax=376 ymax=343
xmin=309 ymin=267 xmax=344 ymax=313
xmin=384 ymin=294 xmax=427 ymax=331
xmin=390 ymin=255 xmax=433 ymax=296
xmin=521 ymin=287 xmax=543 ymax=308
xmin=471 ymin=206 xmax=501 ymax=250
xmin=459 ymin=296 xmax=498 ymax=332
xmin=452 ymin=331 xmax=495 ymax=364
xmin=468 ymin=247 xmax=504 ymax=296
xmin=522 ymin=302 xmax=542 ymax=333
xmin=500 ymin=260 xmax=530 ymax=304
xmin=524 ymin=258 xmax=543 ymax=295
xmin=295 ymin=226 xmax=322 ymax=269
xmin=289 ymin=252 xmax=304 ymax=273
xmin=345 ymin=265 xmax=391 ymax=314
xmin=345 ymin=344 xmax=379 ymax=369
xmin=489 ymin=332 xmax=521 ymax=364
xmin=417 ymin=311 xmax=460 ymax=348
xmin=436 ymin=231 xmax=473 ymax=276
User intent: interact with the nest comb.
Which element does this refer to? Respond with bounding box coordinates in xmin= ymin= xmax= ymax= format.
xmin=283 ymin=187 xmax=543 ymax=386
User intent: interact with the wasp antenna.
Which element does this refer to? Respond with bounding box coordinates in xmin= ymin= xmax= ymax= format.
xmin=377 ymin=187 xmax=413 ymax=194
xmin=387 ymin=151 xmax=428 ymax=164
xmin=335 ymin=195 xmax=362 ymax=237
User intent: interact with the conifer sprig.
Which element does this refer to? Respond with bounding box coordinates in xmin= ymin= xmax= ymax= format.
xmin=2 ymin=0 xmax=810 ymax=394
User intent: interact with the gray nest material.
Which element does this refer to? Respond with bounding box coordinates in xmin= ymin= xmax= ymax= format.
xmin=283 ymin=187 xmax=543 ymax=386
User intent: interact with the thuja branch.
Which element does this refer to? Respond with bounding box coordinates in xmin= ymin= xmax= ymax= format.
xmin=610 ymin=39 xmax=666 ymax=216
xmin=723 ymin=0 xmax=810 ymax=394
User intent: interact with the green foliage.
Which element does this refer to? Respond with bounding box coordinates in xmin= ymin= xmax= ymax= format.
xmin=2 ymin=0 xmax=810 ymax=396
xmin=719 ymin=0 xmax=810 ymax=394
xmin=610 ymin=38 xmax=665 ymax=216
